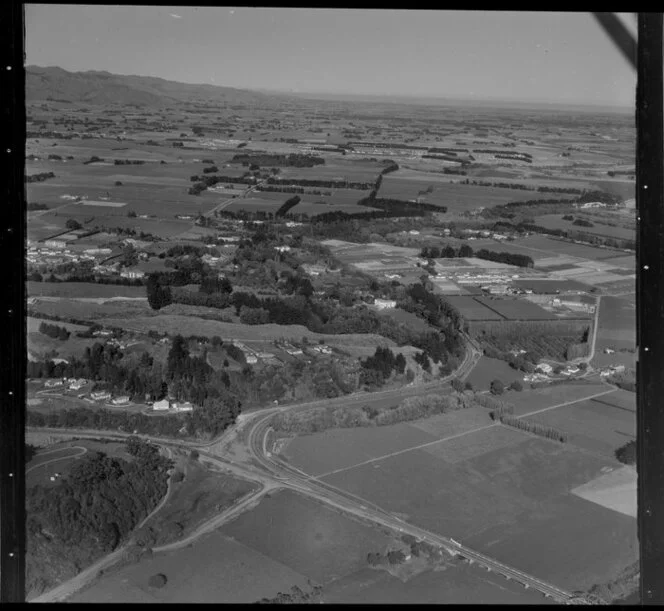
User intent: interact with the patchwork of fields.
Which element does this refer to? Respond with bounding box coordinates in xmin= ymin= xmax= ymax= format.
xmin=279 ymin=382 xmax=636 ymax=592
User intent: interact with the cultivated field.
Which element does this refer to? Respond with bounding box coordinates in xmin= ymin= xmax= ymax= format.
xmin=27 ymin=282 xmax=145 ymax=299
xmin=474 ymin=296 xmax=559 ymax=321
xmin=68 ymin=530 xmax=313 ymax=603
xmin=220 ymin=489 xmax=396 ymax=584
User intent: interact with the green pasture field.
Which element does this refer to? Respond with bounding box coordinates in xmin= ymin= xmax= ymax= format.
xmin=322 ymin=563 xmax=551 ymax=604
xmin=278 ymin=163 xmax=382 ymax=184
xmin=69 ymin=530 xmax=313 ymax=603
xmin=146 ymin=456 xmax=257 ymax=546
xmin=517 ymin=236 xmax=625 ymax=260
xmin=379 ymin=178 xmax=549 ymax=213
xmin=421 ymin=424 xmax=524 ymax=464
xmin=533 ymin=214 xmax=635 ymax=242
xmin=220 ymin=489 xmax=395 ymax=584
xmin=27 ymin=439 xmax=132 ymax=489
xmin=464 ymin=493 xmax=637 ymax=592
xmin=440 ymin=296 xmax=503 ymax=321
xmin=27 ymin=282 xmax=145 ymax=299
xmin=407 ymin=406 xmax=496 ymax=439
xmin=375 ymin=307 xmax=436 ymax=332
xmin=282 ymin=421 xmax=436 ymax=477
xmin=473 ymin=296 xmax=559 ymax=321
xmin=591 ymin=180 xmax=635 ymax=200
xmin=502 ymin=382 xmax=611 ymax=416
xmin=27 ymin=315 xmax=89 ymax=332
xmin=511 ymin=279 xmax=592 ymax=293
xmin=29 ymin=297 xmax=155 ymax=322
xmin=528 ymin=394 xmax=635 ymax=457
xmin=320 ymin=434 xmax=634 ymax=591
xmin=98 ymin=314 xmax=399 ymax=347
xmin=595 ymin=296 xmax=635 ymax=351
xmin=464 ymin=356 xmax=525 ymax=390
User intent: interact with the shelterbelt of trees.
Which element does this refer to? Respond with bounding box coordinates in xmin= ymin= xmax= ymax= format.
xmin=419 ymin=243 xmax=534 ymax=268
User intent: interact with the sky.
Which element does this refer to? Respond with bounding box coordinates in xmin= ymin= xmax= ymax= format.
xmin=25 ymin=7 xmax=637 ymax=108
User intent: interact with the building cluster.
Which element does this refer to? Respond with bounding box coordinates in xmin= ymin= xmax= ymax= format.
xmin=27 ymin=245 xmax=99 ymax=268
xmin=599 ymin=364 xmax=626 ymax=377
xmin=151 ymin=398 xmax=193 ymax=412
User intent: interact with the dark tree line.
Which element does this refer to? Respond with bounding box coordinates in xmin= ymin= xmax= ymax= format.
xmin=275 ymin=195 xmax=302 ymax=217
xmin=231 ymin=153 xmax=325 ymax=167
xmin=38 ymin=322 xmax=70 ymax=340
xmin=26 ymin=172 xmax=56 ymax=183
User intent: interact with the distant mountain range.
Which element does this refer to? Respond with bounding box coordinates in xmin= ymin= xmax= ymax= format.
xmin=25 ymin=65 xmax=278 ymax=108
xmin=25 ymin=65 xmax=632 ymax=115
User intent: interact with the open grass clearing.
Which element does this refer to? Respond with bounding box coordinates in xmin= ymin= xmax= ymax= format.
xmin=144 ymin=455 xmax=257 ymax=546
xmin=322 ymin=563 xmax=551 ymax=604
xmin=464 ymin=356 xmax=526 ymax=390
xmin=421 ymin=424 xmax=524 ymax=464
xmin=220 ymin=489 xmax=394 ymax=584
xmin=27 ymin=282 xmax=145 ymax=299
xmin=68 ymin=530 xmax=313 ymax=604
xmin=571 ymin=465 xmax=636 ymax=518
xmin=464 ymin=493 xmax=637 ymax=592
xmin=282 ymin=422 xmax=436 ymax=477
xmin=99 ymin=314 xmax=400 ymax=346
xmin=474 ymin=296 xmax=559 ymax=321
xmin=528 ymin=396 xmax=635 ymax=457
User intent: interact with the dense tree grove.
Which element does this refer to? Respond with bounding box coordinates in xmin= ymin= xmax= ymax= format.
xmin=359 ymin=346 xmax=406 ymax=388
xmin=615 ymin=440 xmax=636 ymax=465
xmin=26 ymin=438 xmax=172 ymax=596
xmin=38 ymin=321 xmax=70 ymax=340
xmin=26 ymin=172 xmax=56 ymax=183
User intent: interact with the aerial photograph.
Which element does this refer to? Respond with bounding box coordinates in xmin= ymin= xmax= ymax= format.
xmin=24 ymin=7 xmax=637 ymax=604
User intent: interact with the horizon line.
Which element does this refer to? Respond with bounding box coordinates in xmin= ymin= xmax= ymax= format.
xmin=27 ymin=64 xmax=634 ymax=113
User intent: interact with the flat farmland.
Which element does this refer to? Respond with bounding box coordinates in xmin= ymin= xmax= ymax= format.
xmin=474 ymin=296 xmax=559 ymax=321
xmin=464 ymin=356 xmax=526 ymax=390
xmin=68 ymin=530 xmax=313 ymax=604
xmin=517 ymin=236 xmax=624 ymax=260
xmin=502 ymin=382 xmax=612 ymax=416
xmin=322 ymin=563 xmax=551 ymax=604
xmin=220 ymin=490 xmax=394 ymax=584
xmin=441 ymin=296 xmax=503 ymax=321
xmin=512 ymin=278 xmax=592 ymax=293
xmin=534 ymin=214 xmax=635 ymax=242
xmin=278 ymin=163 xmax=382 ymax=184
xmin=379 ymin=178 xmax=544 ymax=212
xmin=29 ymin=297 xmax=154 ymax=322
xmin=314 ymin=428 xmax=635 ymax=591
xmin=27 ymin=282 xmax=145 ymax=299
xmin=282 ymin=422 xmax=436 ymax=477
xmin=594 ymin=295 xmax=635 ymax=352
xmin=376 ymin=307 xmax=436 ymax=332
xmin=464 ymin=493 xmax=637 ymax=592
xmin=528 ymin=392 xmax=635 ymax=457
xmin=99 ymin=314 xmax=398 ymax=347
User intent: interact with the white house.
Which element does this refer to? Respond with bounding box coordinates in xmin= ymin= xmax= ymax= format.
xmin=536 ymin=363 xmax=553 ymax=374
xmin=153 ymin=399 xmax=170 ymax=410
xmin=68 ymin=378 xmax=87 ymax=390
xmin=246 ymin=355 xmax=258 ymax=364
xmin=120 ymin=268 xmax=146 ymax=279
xmin=44 ymin=379 xmax=64 ymax=388
xmin=91 ymin=390 xmax=111 ymax=401
xmin=172 ymin=401 xmax=193 ymax=412
xmin=111 ymin=395 xmax=130 ymax=405
xmin=374 ymin=298 xmax=397 ymax=310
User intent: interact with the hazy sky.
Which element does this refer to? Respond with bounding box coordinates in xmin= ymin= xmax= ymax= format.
xmin=25 ymin=7 xmax=636 ymax=107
